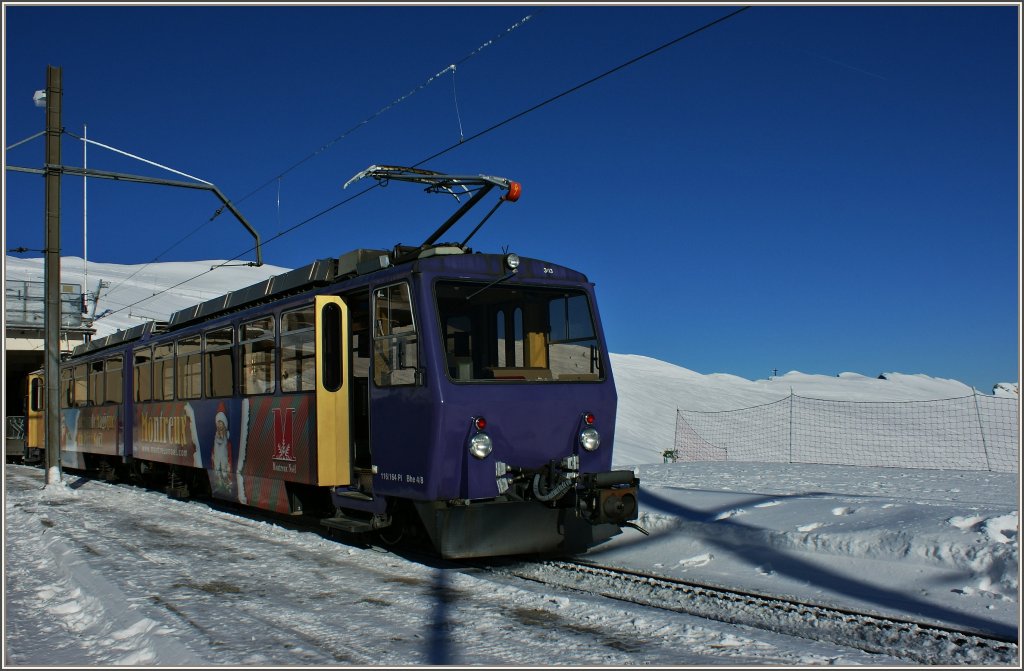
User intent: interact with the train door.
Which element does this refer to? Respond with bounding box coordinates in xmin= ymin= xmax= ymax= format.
xmin=314 ymin=296 xmax=351 ymax=486
xmin=367 ymin=282 xmax=432 ymax=492
xmin=26 ymin=371 xmax=44 ymax=451
xmin=345 ymin=290 xmax=373 ymax=492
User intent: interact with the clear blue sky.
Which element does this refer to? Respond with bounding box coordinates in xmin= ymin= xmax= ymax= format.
xmin=4 ymin=3 xmax=1019 ymax=391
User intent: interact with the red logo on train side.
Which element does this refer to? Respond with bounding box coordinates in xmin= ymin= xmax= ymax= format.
xmin=271 ymin=407 xmax=296 ymax=462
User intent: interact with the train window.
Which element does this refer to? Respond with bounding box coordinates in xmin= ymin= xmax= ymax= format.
xmin=549 ymin=294 xmax=595 ymax=343
xmin=30 ymin=376 xmax=44 ymax=412
xmin=73 ymin=364 xmax=88 ymax=407
xmin=88 ymin=360 xmax=104 ymax=406
xmin=282 ymin=307 xmax=315 ymax=332
xmin=60 ymin=367 xmax=73 ymax=408
xmin=204 ymin=326 xmax=234 ymax=398
xmin=242 ymin=316 xmax=274 ymax=341
xmin=176 ymin=336 xmax=203 ymax=400
xmin=495 ymin=307 xmax=524 ymax=368
xmin=435 ymin=282 xmax=604 ymax=383
xmin=373 ymin=283 xmax=418 ymax=386
xmin=153 ymin=343 xmax=174 ymax=401
xmin=320 ymin=302 xmax=343 ymax=392
xmin=281 ymin=306 xmax=315 ymax=393
xmin=104 ymin=356 xmax=123 ymax=404
xmin=443 ymin=315 xmax=473 ymax=380
xmin=134 ymin=348 xmax=152 ymax=402
xmin=241 ymin=316 xmax=276 ymax=395
xmin=495 ymin=312 xmax=505 ymax=366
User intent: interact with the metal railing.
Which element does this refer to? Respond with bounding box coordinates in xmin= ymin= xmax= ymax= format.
xmin=5 ymin=280 xmax=84 ymax=329
xmin=6 ymin=415 xmax=26 ymax=441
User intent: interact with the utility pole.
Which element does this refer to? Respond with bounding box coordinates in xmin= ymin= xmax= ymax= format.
xmin=83 ymin=123 xmax=88 ymax=298
xmin=43 ymin=64 xmax=63 ymax=485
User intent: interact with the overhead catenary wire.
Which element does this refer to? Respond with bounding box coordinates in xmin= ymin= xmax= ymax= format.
xmin=412 ymin=5 xmax=752 ymax=169
xmin=451 ymin=65 xmax=465 ymax=143
xmin=94 ymin=6 xmax=751 ymax=323
xmin=233 ymin=9 xmax=543 ymax=207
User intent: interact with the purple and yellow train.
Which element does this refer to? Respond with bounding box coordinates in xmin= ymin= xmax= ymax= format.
xmin=40 ymin=166 xmax=641 ymax=558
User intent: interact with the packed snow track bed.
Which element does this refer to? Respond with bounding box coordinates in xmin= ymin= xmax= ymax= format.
xmin=4 ymin=464 xmax=976 ymax=666
xmin=497 ymin=560 xmax=1018 ymax=665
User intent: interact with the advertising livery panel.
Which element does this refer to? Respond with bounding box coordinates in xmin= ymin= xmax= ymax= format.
xmin=237 ymin=395 xmax=316 ymax=514
xmin=133 ymin=402 xmax=202 ymax=468
xmin=60 ymin=406 xmax=120 ymax=468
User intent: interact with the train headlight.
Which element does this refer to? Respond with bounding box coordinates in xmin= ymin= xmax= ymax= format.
xmin=469 ymin=432 xmax=493 ymax=459
xmin=579 ymin=427 xmax=601 ymax=452
xmin=504 ymin=253 xmax=520 ymax=271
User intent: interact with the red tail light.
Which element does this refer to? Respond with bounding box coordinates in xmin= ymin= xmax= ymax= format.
xmin=474 ymin=417 xmax=487 ymax=431
xmin=584 ymin=413 xmax=595 ymax=425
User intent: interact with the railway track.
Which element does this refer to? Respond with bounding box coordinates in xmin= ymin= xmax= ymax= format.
xmin=490 ymin=559 xmax=1019 ymax=666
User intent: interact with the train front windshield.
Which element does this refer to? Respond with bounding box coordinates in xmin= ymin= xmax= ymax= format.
xmin=435 ymin=281 xmax=604 ymax=383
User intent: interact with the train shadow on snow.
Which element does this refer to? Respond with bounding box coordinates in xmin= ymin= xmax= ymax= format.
xmin=584 ymin=488 xmax=1016 ymax=640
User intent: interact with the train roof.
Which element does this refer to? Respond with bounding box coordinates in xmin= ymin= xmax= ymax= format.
xmin=69 ymin=244 xmax=589 ymax=361
xmin=70 ymin=319 xmax=166 ymax=358
xmin=70 ymin=247 xmax=389 ymax=359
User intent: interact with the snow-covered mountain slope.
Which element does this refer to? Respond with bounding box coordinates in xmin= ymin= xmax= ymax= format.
xmin=609 ymin=354 xmax=986 ymax=465
xmin=4 ymin=255 xmax=288 ymax=337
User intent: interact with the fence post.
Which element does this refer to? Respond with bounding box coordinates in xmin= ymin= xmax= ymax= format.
xmin=788 ymin=388 xmax=794 ymax=463
xmin=971 ymin=387 xmax=992 ymax=471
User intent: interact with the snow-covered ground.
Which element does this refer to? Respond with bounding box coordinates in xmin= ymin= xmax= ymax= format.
xmin=3 ymin=463 xmax=1017 ymax=665
xmin=3 ymin=255 xmax=1020 ymax=664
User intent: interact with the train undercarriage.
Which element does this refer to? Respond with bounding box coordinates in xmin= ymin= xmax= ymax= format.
xmin=52 ymin=454 xmax=640 ymax=559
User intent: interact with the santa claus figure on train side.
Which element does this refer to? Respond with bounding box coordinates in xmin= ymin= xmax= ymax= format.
xmin=212 ymin=402 xmax=233 ymax=495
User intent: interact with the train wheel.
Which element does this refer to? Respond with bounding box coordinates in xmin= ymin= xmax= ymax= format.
xmin=376 ymin=501 xmax=429 ymax=552
xmin=377 ymin=523 xmax=404 ymax=547
xmin=96 ymin=459 xmax=118 ymax=482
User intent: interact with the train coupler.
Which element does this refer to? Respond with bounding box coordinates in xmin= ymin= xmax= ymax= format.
xmin=578 ymin=470 xmax=640 ymax=526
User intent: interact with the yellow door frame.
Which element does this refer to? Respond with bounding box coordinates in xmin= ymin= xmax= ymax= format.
xmin=315 ymin=296 xmax=351 ymax=486
xmin=26 ymin=371 xmax=45 ymax=449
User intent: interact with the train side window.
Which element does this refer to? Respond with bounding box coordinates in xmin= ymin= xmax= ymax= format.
xmin=241 ymin=316 xmax=276 ymax=395
xmin=204 ymin=326 xmax=234 ymax=398
xmin=281 ymin=306 xmax=315 ymax=393
xmin=73 ymin=364 xmax=88 ymax=407
xmin=176 ymin=336 xmax=203 ymax=400
xmin=373 ymin=283 xmax=418 ymax=387
xmin=60 ymin=367 xmax=73 ymax=408
xmin=153 ymin=343 xmax=174 ymax=401
xmin=134 ymin=348 xmax=153 ymax=402
xmin=104 ymin=356 xmax=123 ymax=404
xmin=88 ymin=360 xmax=104 ymax=406
xmin=31 ymin=376 xmax=44 ymax=412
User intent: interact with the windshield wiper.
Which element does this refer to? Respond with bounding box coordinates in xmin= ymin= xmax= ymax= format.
xmin=466 ymin=270 xmax=518 ymax=301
